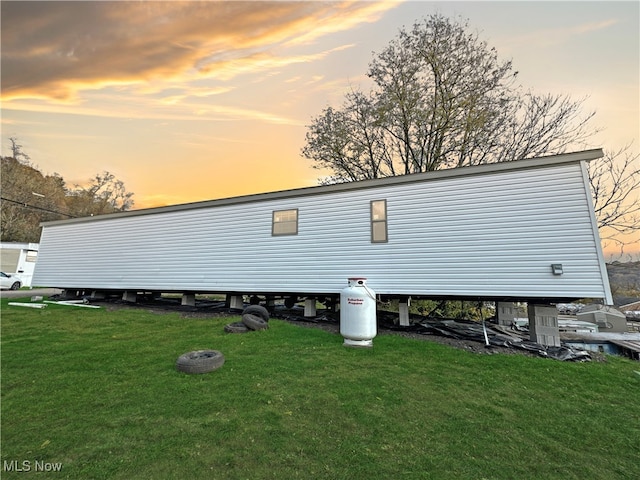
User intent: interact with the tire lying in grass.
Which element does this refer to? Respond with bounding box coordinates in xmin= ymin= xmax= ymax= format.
xmin=242 ymin=313 xmax=269 ymax=331
xmin=224 ymin=321 xmax=250 ymax=333
xmin=241 ymin=305 xmax=270 ymax=322
xmin=176 ymin=350 xmax=225 ymax=374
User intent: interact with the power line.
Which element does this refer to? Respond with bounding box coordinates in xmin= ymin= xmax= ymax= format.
xmin=0 ymin=196 xmax=76 ymax=218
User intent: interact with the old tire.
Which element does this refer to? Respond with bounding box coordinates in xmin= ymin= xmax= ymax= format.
xmin=242 ymin=305 xmax=269 ymax=322
xmin=224 ymin=321 xmax=250 ymax=333
xmin=242 ymin=313 xmax=269 ymax=331
xmin=176 ymin=350 xmax=225 ymax=374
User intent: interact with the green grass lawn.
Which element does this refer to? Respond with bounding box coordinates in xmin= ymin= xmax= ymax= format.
xmin=1 ymin=298 xmax=639 ymax=480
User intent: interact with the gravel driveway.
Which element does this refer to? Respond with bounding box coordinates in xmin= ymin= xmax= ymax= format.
xmin=0 ymin=288 xmax=62 ymax=299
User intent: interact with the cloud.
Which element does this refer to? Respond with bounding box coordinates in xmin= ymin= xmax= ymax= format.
xmin=570 ymin=19 xmax=619 ymax=35
xmin=281 ymin=0 xmax=401 ymax=47
xmin=196 ymin=43 xmax=356 ymax=81
xmin=158 ymin=86 xmax=235 ymax=105
xmin=0 ymin=1 xmax=398 ymax=102
xmin=2 ymin=92 xmax=300 ymax=126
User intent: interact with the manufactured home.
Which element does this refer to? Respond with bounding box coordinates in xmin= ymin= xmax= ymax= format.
xmin=0 ymin=242 xmax=39 ymax=287
xmin=33 ymin=149 xmax=613 ymax=310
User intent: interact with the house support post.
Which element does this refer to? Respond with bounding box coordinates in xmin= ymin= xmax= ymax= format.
xmin=122 ymin=291 xmax=137 ymax=303
xmin=181 ymin=294 xmax=196 ymax=306
xmin=398 ymin=297 xmax=410 ymax=326
xmin=328 ymin=297 xmax=338 ymax=312
xmin=91 ymin=291 xmax=106 ymax=300
xmin=229 ymin=295 xmax=244 ymax=310
xmin=528 ymin=304 xmax=560 ymax=347
xmin=304 ymin=298 xmax=317 ymax=318
xmin=497 ymin=302 xmax=522 ymax=326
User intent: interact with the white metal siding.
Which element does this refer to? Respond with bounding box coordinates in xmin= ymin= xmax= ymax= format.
xmin=33 ymin=162 xmax=610 ymax=301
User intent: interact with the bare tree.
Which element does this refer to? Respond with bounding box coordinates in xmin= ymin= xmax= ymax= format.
xmin=8 ymin=136 xmax=31 ymax=164
xmin=302 ymin=13 xmax=637 ymax=244
xmin=494 ymin=92 xmax=598 ymax=164
xmin=303 ymin=90 xmax=389 ymax=183
xmin=304 ymin=14 xmax=597 ymax=179
xmin=67 ymin=171 xmax=135 ymax=216
xmin=368 ymin=14 xmax=518 ymax=172
xmin=589 ymin=145 xmax=640 ymax=247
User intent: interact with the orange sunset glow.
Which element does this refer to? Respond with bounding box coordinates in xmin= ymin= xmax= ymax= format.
xmin=1 ymin=1 xmax=638 ymax=259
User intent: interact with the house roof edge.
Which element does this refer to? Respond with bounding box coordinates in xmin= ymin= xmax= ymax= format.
xmin=40 ymin=148 xmax=604 ymax=227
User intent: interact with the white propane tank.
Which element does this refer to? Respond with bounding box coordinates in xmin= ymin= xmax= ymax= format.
xmin=340 ymin=277 xmax=377 ymax=347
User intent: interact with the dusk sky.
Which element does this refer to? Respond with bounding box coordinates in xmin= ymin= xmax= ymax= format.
xmin=2 ymin=1 xmax=638 ymax=256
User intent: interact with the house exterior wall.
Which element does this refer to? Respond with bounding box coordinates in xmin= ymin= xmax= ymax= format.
xmin=0 ymin=247 xmax=20 ymax=272
xmin=0 ymin=242 xmax=39 ymax=287
xmin=32 ymin=154 xmax=612 ymax=303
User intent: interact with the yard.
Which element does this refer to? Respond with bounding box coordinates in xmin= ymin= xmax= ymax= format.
xmin=1 ymin=298 xmax=639 ymax=479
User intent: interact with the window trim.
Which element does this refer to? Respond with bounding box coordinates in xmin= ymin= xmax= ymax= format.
xmin=272 ymin=208 xmax=298 ymax=236
xmin=370 ymin=199 xmax=388 ymax=243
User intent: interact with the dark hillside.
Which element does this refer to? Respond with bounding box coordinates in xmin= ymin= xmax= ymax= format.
xmin=607 ymin=261 xmax=640 ymax=305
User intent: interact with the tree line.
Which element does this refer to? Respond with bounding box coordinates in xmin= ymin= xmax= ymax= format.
xmin=1 ymin=137 xmax=134 ymax=243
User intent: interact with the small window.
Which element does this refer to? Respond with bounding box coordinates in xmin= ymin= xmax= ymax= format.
xmin=371 ymin=200 xmax=387 ymax=243
xmin=272 ymin=209 xmax=298 ymax=236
